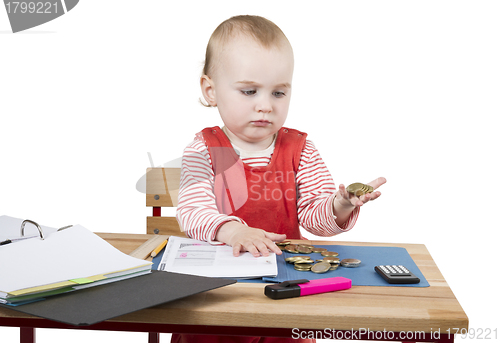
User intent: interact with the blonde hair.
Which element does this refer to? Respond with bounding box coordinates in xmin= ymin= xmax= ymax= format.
xmin=203 ymin=15 xmax=291 ymax=78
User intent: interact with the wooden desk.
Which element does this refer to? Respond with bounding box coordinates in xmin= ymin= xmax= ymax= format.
xmin=0 ymin=233 xmax=468 ymax=342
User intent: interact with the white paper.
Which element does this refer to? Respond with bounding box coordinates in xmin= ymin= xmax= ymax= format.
xmin=0 ymin=216 xmax=152 ymax=296
xmin=158 ymin=236 xmax=277 ymax=278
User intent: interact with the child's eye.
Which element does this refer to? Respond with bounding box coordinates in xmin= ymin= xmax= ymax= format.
xmin=273 ymin=91 xmax=286 ymax=98
xmin=241 ymin=90 xmax=256 ymax=96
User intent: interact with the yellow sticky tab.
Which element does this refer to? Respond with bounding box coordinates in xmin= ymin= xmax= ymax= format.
xmin=9 ymin=281 xmax=75 ymax=296
xmin=86 ymin=274 xmax=107 ymax=282
xmin=9 ymin=275 xmax=108 ymax=296
xmin=70 ymin=274 xmax=107 ymax=284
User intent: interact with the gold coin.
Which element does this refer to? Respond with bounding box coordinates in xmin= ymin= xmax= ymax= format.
xmin=285 ymin=256 xmax=310 ymax=263
xmin=321 ymin=251 xmax=339 ymax=257
xmin=346 ymin=183 xmax=373 ymax=197
xmin=294 ymin=263 xmax=312 ymax=270
xmin=285 ymin=246 xmax=299 ymax=254
xmin=311 ymin=262 xmax=331 ymax=274
xmin=294 ymin=266 xmax=312 ymax=270
xmin=293 ymin=262 xmax=312 ymax=266
xmin=323 ymin=257 xmax=340 ymax=264
xmin=295 ymin=264 xmax=313 ymax=270
xmin=329 ymin=264 xmax=339 ymax=271
xmin=294 ymin=260 xmax=314 ymax=265
xmin=298 ymin=244 xmax=314 ymax=248
xmin=297 ymin=246 xmax=313 ymax=254
xmin=312 ymin=247 xmax=328 ymax=253
xmin=278 ymin=245 xmax=287 ymax=251
xmin=276 ymin=241 xmax=291 ymax=246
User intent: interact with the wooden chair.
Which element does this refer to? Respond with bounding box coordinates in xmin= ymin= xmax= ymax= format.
xmin=145 ymin=167 xmax=186 ymax=343
xmin=146 ymin=167 xmax=186 ymax=237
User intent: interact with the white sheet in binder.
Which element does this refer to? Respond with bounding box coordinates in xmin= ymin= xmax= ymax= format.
xmin=0 ymin=215 xmax=152 ymax=303
xmin=158 ymin=235 xmax=277 ymax=279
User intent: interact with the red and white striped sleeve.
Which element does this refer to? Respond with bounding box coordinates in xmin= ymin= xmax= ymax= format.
xmin=296 ymin=140 xmax=359 ymax=236
xmin=175 ymin=133 xmax=245 ymax=243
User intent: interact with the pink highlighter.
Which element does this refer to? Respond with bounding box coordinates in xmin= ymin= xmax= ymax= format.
xmin=265 ymin=277 xmax=351 ymax=299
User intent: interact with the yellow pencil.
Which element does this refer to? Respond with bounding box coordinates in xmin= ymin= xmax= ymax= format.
xmin=150 ymin=239 xmax=168 ymax=258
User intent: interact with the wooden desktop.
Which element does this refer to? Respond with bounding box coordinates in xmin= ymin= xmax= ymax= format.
xmin=0 ymin=233 xmax=468 ymax=343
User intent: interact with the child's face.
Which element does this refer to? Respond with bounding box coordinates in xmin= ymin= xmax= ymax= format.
xmin=203 ymin=36 xmax=294 ymax=150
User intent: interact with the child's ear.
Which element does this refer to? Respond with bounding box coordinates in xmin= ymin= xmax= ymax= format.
xmin=200 ymin=75 xmax=217 ymax=107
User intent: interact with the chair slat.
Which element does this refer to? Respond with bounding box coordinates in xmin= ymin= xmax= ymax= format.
xmin=146 ymin=168 xmax=181 ymax=207
xmin=147 ymin=216 xmax=186 ymax=237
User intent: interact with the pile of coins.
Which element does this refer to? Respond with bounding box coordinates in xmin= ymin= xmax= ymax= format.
xmin=278 ymin=242 xmax=361 ymax=274
xmin=346 ymin=182 xmax=374 ymax=197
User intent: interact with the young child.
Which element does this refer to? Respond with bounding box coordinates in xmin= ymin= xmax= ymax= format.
xmin=173 ymin=15 xmax=386 ymax=343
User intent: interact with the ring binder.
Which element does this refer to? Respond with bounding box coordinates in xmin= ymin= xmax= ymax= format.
xmin=20 ymin=220 xmax=45 ymax=240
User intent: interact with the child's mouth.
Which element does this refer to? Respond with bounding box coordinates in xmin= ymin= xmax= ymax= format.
xmin=251 ymin=120 xmax=271 ymax=127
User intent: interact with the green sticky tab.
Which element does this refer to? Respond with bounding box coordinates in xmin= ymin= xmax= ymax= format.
xmin=70 ymin=278 xmax=94 ymax=285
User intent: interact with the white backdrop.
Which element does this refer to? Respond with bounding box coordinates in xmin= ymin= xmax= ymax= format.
xmin=1 ymin=1 xmax=499 ymax=342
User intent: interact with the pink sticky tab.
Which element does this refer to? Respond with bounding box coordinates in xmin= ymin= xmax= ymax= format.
xmin=298 ymin=277 xmax=351 ymax=296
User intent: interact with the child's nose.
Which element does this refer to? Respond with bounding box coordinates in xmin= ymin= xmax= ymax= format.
xmin=255 ymin=96 xmax=272 ymax=113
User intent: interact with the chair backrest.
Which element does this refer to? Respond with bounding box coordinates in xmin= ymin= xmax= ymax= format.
xmin=146 ymin=168 xmax=187 ymax=237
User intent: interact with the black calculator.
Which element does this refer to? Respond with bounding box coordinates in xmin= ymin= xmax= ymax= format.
xmin=374 ymin=265 xmax=420 ymax=284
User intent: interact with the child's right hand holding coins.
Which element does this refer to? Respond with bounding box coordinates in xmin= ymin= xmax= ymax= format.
xmin=336 ymin=177 xmax=387 ymax=208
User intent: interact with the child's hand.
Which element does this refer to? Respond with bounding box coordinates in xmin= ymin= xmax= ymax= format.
xmin=336 ymin=177 xmax=387 ymax=208
xmin=333 ymin=177 xmax=386 ymax=227
xmin=216 ymin=221 xmax=287 ymax=257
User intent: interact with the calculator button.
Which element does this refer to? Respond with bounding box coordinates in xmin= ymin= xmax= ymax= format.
xmin=375 ymin=265 xmax=420 ymax=284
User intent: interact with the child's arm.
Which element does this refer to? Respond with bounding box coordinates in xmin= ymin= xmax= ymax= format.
xmin=176 ymin=136 xmax=246 ymax=243
xmin=296 ymin=140 xmax=356 ymax=235
xmin=296 ymin=141 xmax=385 ymax=234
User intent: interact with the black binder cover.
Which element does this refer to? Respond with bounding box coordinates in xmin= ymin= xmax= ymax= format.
xmin=0 ymin=270 xmax=236 ymax=326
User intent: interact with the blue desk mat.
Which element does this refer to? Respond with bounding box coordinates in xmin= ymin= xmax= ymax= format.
xmin=264 ymin=245 xmax=429 ymax=287
xmin=153 ymin=245 xmax=429 ymax=287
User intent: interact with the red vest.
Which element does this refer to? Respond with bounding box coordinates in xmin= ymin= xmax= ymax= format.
xmin=202 ymin=126 xmax=307 ymax=239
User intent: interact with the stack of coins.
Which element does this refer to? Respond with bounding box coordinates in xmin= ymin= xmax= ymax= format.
xmin=346 ymin=183 xmax=374 ymax=197
xmin=285 ymin=256 xmax=313 ymax=271
xmin=285 ymin=256 xmax=312 ymax=264
xmin=321 ymin=257 xmax=340 ymax=270
xmin=279 ymin=242 xmax=362 ymax=274
xmin=340 ymin=258 xmax=362 ymax=268
xmin=294 ymin=260 xmax=314 ymax=271
xmin=314 ymin=257 xmax=340 ymax=271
